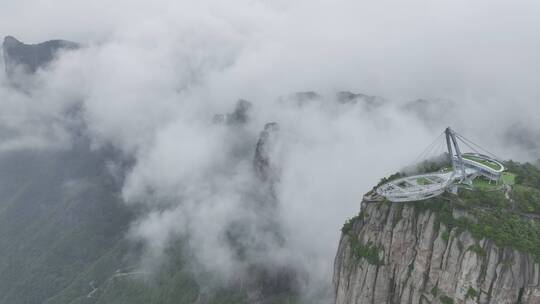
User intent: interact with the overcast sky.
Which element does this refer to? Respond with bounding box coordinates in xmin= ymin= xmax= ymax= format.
xmin=1 ymin=0 xmax=540 ymax=302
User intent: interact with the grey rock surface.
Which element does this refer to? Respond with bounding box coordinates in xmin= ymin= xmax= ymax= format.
xmin=254 ymin=122 xmax=280 ymax=183
xmin=334 ymin=201 xmax=540 ymax=304
xmin=213 ymin=99 xmax=252 ymax=125
xmin=3 ymin=35 xmax=79 ymax=77
xmin=336 ymin=91 xmax=384 ymax=110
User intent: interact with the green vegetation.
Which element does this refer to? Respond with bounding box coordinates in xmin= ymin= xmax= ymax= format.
xmin=502 ymin=172 xmax=516 ymax=185
xmin=349 ymin=238 xmax=384 ymax=265
xmin=462 ymin=154 xmax=502 ymax=171
xmin=471 ymin=177 xmax=501 ymax=190
xmin=467 ymin=244 xmax=486 ymax=258
xmin=342 ymin=215 xmax=384 ymax=266
xmin=402 ymin=160 xmax=540 ymax=262
xmin=341 ymin=214 xmax=360 ymax=234
xmin=417 ymin=177 xmax=432 ymax=185
xmin=505 ymin=161 xmax=540 ymax=188
xmin=466 ymin=287 xmax=478 ymax=299
xmin=414 ymin=155 xmax=452 ymax=174
xmin=440 ymin=295 xmax=454 ymax=304
xmin=459 ymin=187 xmax=508 ymax=208
xmin=0 ymin=149 xmax=137 ymax=304
xmin=511 ymin=185 xmax=540 ymax=213
xmin=340 ymin=160 xmax=540 ymax=302
xmin=375 ymin=172 xmax=404 ymax=188
xmin=429 ymin=284 xmax=453 ymax=304
xmin=441 ymin=230 xmax=450 ymax=242
xmin=456 ymin=209 xmax=540 ymax=262
xmin=409 ymin=190 xmax=540 ymax=262
xmin=0 ymin=150 xmax=300 ymax=304
xmin=505 ymin=161 xmax=540 ymax=213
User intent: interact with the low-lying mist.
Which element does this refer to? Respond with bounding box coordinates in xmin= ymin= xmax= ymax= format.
xmin=1 ymin=0 xmax=539 ymax=302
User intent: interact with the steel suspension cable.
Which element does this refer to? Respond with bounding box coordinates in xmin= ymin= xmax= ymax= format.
xmin=454 ymin=132 xmax=500 ymax=159
xmin=412 ymin=131 xmax=444 ymax=166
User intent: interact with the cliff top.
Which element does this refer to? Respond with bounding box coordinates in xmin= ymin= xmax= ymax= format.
xmin=345 ymin=160 xmax=540 ymax=263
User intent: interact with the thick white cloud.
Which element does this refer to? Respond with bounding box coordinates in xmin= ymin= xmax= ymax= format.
xmin=1 ymin=0 xmax=540 ymax=301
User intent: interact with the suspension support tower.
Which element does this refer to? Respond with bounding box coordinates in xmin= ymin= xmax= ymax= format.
xmin=374 ymin=127 xmax=505 ymax=202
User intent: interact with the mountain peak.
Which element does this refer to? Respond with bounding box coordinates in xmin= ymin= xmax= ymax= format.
xmin=3 ymin=36 xmax=22 ymax=48
xmin=2 ymin=35 xmax=80 ymax=79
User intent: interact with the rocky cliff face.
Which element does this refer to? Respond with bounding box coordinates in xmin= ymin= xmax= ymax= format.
xmin=334 ymin=201 xmax=540 ymax=304
xmin=3 ymin=36 xmax=79 ymax=77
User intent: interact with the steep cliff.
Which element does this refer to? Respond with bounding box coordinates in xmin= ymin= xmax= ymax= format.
xmin=3 ymin=36 xmax=79 ymax=77
xmin=334 ymin=163 xmax=540 ymax=304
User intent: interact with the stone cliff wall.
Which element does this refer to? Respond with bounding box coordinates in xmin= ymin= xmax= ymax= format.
xmin=334 ymin=201 xmax=540 ymax=304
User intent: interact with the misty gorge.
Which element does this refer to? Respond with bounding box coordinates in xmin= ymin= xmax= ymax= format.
xmin=1 ymin=1 xmax=540 ymax=304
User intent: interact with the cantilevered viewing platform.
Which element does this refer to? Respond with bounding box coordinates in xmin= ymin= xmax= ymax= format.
xmin=375 ymin=127 xmax=505 ymax=202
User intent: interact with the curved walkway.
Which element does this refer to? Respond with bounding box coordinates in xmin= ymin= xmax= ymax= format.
xmin=377 ymin=155 xmax=504 ymax=202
